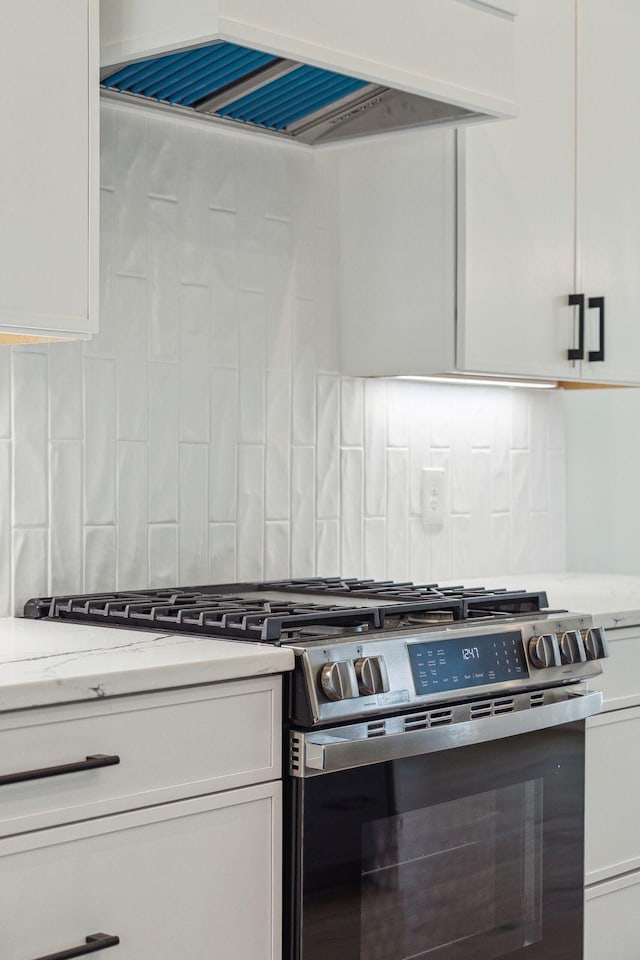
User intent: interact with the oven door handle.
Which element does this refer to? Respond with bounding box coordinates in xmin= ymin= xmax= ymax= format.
xmin=291 ymin=691 xmax=603 ymax=777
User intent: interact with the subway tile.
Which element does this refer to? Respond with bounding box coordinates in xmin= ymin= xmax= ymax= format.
xmin=316 ymin=519 xmax=340 ymax=576
xmin=429 ymin=383 xmax=454 ymax=449
xmin=83 ymin=357 xmax=117 ymax=526
xmin=292 ymin=300 xmax=317 ymax=447
xmin=265 ymin=520 xmax=290 ymax=580
xmin=341 ymin=379 xmax=364 ymax=447
xmin=210 ymin=367 xmax=238 ymax=521
xmin=148 ymin=362 xmax=179 ymax=523
xmin=427 ymin=521 xmax=452 ymax=583
xmin=117 ymin=441 xmax=149 ymax=589
xmin=207 ymin=131 xmax=236 ymax=212
xmin=530 ymin=397 xmax=550 ymax=513
xmin=291 ymin=151 xmax=316 ymax=301
xmin=264 ymin=142 xmax=292 ymax=222
xmin=100 ymin=103 xmax=117 ymax=191
xmin=180 ymin=284 xmax=210 ymax=443
xmin=315 ymin=225 xmax=340 ymax=375
xmin=547 ymin=392 xmax=565 ymax=451
xmin=291 ymin=447 xmax=315 ymax=577
xmin=12 ymin=352 xmax=47 ymax=527
xmin=265 ymin=218 xmax=293 ymax=371
xmin=179 ymin=443 xmax=208 ymax=583
xmin=0 ymin=442 xmax=10 ymax=616
xmin=409 ymin=517 xmax=431 ymax=584
xmin=209 ymin=522 xmax=237 ymax=583
xmin=549 ymin=449 xmax=566 ymax=572
xmin=149 ymin=524 xmax=179 ymax=587
xmin=511 ymin=391 xmax=531 ymax=450
xmin=386 ymin=448 xmax=409 ymax=580
xmin=210 ymin=208 xmax=238 ymax=368
xmin=235 ymin=138 xmax=266 ymax=292
xmin=451 ymin=515 xmax=473 ymax=579
xmin=364 ymin=379 xmax=387 ymax=517
xmin=489 ymin=513 xmax=511 ymax=577
xmin=314 ymin=149 xmax=339 ymax=231
xmin=386 ymin=382 xmax=410 ymax=448
xmin=148 ymin=198 xmax=180 ymax=361
xmin=49 ymin=343 xmax=83 ymax=441
xmin=116 ymin=275 xmax=148 ymax=441
xmin=147 ymin=114 xmax=180 ymax=200
xmin=265 ymin=370 xmax=291 ymax=521
xmin=84 ymin=526 xmax=117 ymax=593
xmin=238 ymin=291 xmax=267 ymax=445
xmin=316 ymin=375 xmax=340 ymax=520
xmin=179 ymin=127 xmax=211 ymax=286
xmin=237 ymin=444 xmax=265 ymax=580
xmin=115 ymin=109 xmax=147 ymax=277
xmin=510 ymin=449 xmax=532 ymax=572
xmin=12 ymin=527 xmax=47 ymax=616
xmin=341 ymin=448 xmax=363 ymax=576
xmin=364 ymin=518 xmax=386 ymax=581
xmin=50 ymin=442 xmax=83 ymax=595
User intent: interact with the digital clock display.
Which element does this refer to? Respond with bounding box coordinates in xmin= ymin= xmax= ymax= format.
xmin=408 ymin=630 xmax=529 ymax=695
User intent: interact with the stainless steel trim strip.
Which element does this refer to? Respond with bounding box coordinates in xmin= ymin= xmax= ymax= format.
xmin=291 ymin=690 xmax=603 ymax=777
xmin=194 ymin=60 xmax=298 ymax=114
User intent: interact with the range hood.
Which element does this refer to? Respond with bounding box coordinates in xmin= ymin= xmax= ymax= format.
xmin=101 ymin=39 xmax=478 ymax=146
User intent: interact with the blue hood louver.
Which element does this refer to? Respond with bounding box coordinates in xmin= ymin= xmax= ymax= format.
xmin=101 ymin=40 xmax=474 ymax=146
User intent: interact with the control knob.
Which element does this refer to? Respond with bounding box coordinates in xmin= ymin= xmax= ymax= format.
xmin=528 ymin=634 xmax=561 ymax=669
xmin=582 ymin=626 xmax=610 ymax=661
xmin=559 ymin=630 xmax=587 ymax=664
xmin=319 ymin=661 xmax=359 ymax=702
xmin=354 ymin=656 xmax=390 ymax=696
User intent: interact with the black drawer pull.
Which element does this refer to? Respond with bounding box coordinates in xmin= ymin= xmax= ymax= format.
xmin=32 ymin=932 xmax=120 ymax=960
xmin=588 ymin=295 xmax=605 ymax=361
xmin=568 ymin=293 xmax=585 ymax=360
xmin=0 ymin=754 xmax=120 ymax=787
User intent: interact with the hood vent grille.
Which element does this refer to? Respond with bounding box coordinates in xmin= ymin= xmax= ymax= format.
xmin=101 ymin=39 xmax=477 ymax=146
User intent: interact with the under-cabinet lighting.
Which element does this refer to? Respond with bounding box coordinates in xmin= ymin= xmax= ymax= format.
xmin=394 ymin=375 xmax=558 ymax=390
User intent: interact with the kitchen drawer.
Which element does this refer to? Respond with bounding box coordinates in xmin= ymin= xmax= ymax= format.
xmin=585 ymin=704 xmax=640 ymax=883
xmin=589 ymin=626 xmax=640 ymax=710
xmin=585 ymin=870 xmax=640 ymax=960
xmin=0 ymin=676 xmax=280 ymax=836
xmin=0 ymin=781 xmax=280 ymax=960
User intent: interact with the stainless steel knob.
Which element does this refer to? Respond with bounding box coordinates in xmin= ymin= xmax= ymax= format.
xmin=354 ymin=656 xmax=390 ymax=696
xmin=528 ymin=634 xmax=561 ymax=669
xmin=582 ymin=626 xmax=610 ymax=661
xmin=319 ymin=661 xmax=359 ymax=701
xmin=559 ymin=630 xmax=587 ymax=664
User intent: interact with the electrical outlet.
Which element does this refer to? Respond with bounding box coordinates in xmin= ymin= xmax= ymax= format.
xmin=421 ymin=468 xmax=445 ymax=526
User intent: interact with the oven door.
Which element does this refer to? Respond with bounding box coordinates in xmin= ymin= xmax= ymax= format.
xmin=286 ymin=690 xmax=602 ymax=960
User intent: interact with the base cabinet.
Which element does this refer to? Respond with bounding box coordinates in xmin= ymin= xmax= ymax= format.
xmin=0 ymin=783 xmax=280 ymax=960
xmin=585 ymin=874 xmax=640 ymax=960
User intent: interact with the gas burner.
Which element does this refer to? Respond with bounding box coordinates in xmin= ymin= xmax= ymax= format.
xmin=24 ymin=579 xmax=549 ymax=645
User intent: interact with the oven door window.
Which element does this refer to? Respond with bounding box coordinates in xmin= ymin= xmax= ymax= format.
xmin=294 ymin=724 xmax=584 ymax=960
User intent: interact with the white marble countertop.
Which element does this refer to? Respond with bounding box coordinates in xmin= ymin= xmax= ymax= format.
xmin=0 ymin=618 xmax=294 ymax=713
xmin=445 ymin=572 xmax=640 ymax=629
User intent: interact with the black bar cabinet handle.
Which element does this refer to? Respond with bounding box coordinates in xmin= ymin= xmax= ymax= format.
xmin=0 ymin=754 xmax=120 ymax=787
xmin=588 ymin=296 xmax=605 ymax=361
xmin=568 ymin=293 xmax=585 ymax=360
xmin=32 ymin=932 xmax=120 ymax=960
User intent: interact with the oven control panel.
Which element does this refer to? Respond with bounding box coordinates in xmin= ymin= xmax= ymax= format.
xmin=292 ymin=615 xmax=609 ymax=725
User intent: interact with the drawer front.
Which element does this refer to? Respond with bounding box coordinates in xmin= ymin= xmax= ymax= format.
xmin=586 ymin=705 xmax=640 ymax=882
xmin=585 ymin=871 xmax=640 ymax=960
xmin=0 ymin=782 xmax=281 ymax=960
xmin=591 ymin=627 xmax=640 ymax=710
xmin=0 ymin=676 xmax=280 ymax=836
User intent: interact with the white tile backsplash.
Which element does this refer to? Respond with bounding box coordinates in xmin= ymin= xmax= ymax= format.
xmin=0 ymin=104 xmax=566 ymax=614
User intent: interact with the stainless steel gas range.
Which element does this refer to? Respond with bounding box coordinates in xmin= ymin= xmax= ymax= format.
xmin=26 ymin=577 xmax=609 ymax=960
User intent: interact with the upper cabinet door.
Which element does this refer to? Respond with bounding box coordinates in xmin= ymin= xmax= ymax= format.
xmin=576 ymin=0 xmax=640 ymax=384
xmin=457 ymin=0 xmax=579 ymax=380
xmin=0 ymin=0 xmax=98 ymax=341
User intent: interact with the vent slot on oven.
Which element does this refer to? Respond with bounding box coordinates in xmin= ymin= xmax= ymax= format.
xmin=403 ymin=709 xmax=453 ymax=732
xmin=530 ymin=692 xmax=545 ymax=708
xmin=470 ymin=697 xmax=516 ymax=720
xmin=367 ymin=720 xmax=386 ymax=738
xmin=290 ymin=732 xmax=303 ymax=774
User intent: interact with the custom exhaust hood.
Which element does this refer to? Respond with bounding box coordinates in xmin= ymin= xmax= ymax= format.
xmin=100 ymin=0 xmax=518 ymax=146
xmin=101 ymin=40 xmax=480 ymax=146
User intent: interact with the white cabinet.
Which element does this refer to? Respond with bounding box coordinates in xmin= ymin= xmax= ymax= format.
xmin=100 ymin=0 xmax=517 ymax=123
xmin=340 ymin=0 xmax=640 ymax=385
xmin=0 ymin=0 xmax=99 ymax=342
xmin=0 ymin=676 xmax=282 ymax=960
xmin=0 ymin=783 xmax=280 ymax=960
xmin=585 ymin=874 xmax=640 ymax=960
